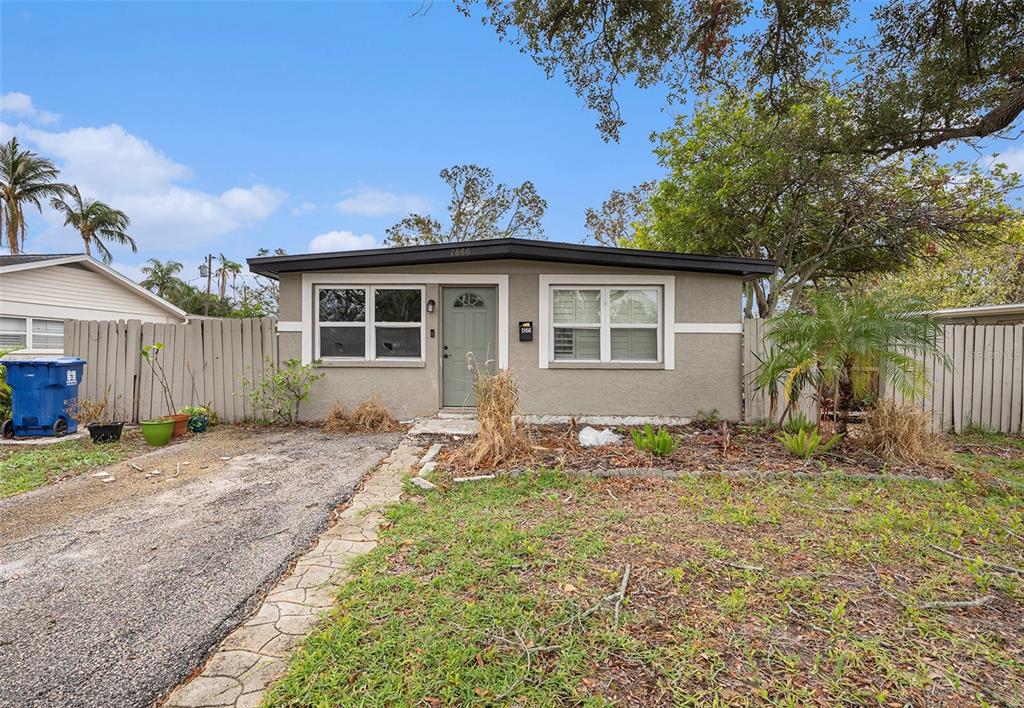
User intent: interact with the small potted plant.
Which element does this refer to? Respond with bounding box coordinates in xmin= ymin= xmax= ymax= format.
xmin=141 ymin=342 xmax=178 ymax=444
xmin=180 ymin=404 xmax=211 ymax=433
xmin=71 ymin=397 xmax=126 ymax=443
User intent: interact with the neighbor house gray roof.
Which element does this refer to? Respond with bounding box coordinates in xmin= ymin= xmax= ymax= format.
xmin=0 ymin=253 xmax=82 ymax=267
xmin=247 ymin=238 xmax=776 ymax=279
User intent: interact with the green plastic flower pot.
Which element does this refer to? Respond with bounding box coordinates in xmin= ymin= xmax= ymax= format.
xmin=141 ymin=419 xmax=174 ymax=447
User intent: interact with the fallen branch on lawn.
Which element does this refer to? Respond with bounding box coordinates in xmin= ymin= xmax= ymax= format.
xmin=916 ymin=595 xmax=995 ymax=610
xmin=453 ymin=474 xmax=496 ymax=483
xmin=613 ymin=563 xmax=631 ymax=626
xmin=929 ymin=544 xmax=1024 ymax=576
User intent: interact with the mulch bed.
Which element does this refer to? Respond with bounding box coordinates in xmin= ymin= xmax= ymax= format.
xmin=432 ymin=421 xmax=999 ymax=480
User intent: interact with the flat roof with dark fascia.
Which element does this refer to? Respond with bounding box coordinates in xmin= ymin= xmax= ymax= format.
xmin=247 ymin=238 xmax=776 ymax=279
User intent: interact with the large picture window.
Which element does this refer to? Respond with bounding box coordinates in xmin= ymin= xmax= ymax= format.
xmin=550 ymin=286 xmax=660 ymax=363
xmin=316 ymin=286 xmax=424 ymax=361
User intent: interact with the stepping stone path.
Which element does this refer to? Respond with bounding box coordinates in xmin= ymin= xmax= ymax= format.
xmin=163 ymin=440 xmax=424 ymax=708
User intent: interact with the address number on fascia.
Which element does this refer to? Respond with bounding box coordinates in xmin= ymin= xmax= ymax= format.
xmin=451 ymin=248 xmax=472 ymax=257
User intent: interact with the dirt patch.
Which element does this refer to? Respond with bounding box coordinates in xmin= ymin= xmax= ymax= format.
xmin=0 ymin=426 xmax=265 ymax=543
xmin=433 ymin=422 xmax=970 ymax=480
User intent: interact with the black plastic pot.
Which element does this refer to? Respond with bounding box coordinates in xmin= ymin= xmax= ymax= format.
xmin=87 ymin=422 xmax=125 ymax=443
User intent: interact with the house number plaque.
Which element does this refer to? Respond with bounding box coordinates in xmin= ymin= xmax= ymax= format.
xmin=519 ymin=321 xmax=534 ymax=342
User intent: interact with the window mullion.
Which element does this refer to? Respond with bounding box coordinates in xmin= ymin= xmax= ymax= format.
xmin=366 ymin=287 xmax=375 ymax=361
xmin=600 ymin=287 xmax=610 ymax=363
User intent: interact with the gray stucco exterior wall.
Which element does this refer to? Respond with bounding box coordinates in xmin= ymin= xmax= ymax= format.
xmin=277 ymin=259 xmax=744 ymax=421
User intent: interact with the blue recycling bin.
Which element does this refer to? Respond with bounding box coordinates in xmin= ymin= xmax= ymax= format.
xmin=1 ymin=357 xmax=86 ymax=438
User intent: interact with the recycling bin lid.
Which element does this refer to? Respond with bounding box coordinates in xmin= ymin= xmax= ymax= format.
xmin=0 ymin=356 xmax=86 ymax=365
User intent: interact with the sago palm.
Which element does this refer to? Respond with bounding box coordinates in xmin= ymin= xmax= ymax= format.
xmin=0 ymin=137 xmax=72 ymax=254
xmin=140 ymin=258 xmax=184 ymax=299
xmin=50 ymin=186 xmax=137 ymax=264
xmin=754 ymin=293 xmax=947 ymax=434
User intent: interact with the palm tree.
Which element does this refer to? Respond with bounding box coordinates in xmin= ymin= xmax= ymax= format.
xmin=0 ymin=137 xmax=72 ymax=254
xmin=140 ymin=258 xmax=184 ymax=299
xmin=754 ymin=293 xmax=947 ymax=434
xmin=49 ymin=186 xmax=137 ymax=264
xmin=215 ymin=254 xmax=242 ymax=300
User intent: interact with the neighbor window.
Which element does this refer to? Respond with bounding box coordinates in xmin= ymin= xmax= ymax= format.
xmin=0 ymin=316 xmax=63 ymax=351
xmin=550 ymin=287 xmax=660 ymax=362
xmin=316 ymin=286 xmax=423 ymax=361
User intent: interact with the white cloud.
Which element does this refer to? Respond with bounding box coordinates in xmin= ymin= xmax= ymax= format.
xmin=291 ymin=201 xmax=317 ymax=216
xmin=335 ymin=188 xmax=429 ymax=216
xmin=3 ymin=99 xmax=287 ymax=250
xmin=20 ymin=123 xmax=189 ymax=193
xmin=308 ymin=230 xmax=377 ymax=253
xmin=0 ymin=92 xmax=60 ymax=125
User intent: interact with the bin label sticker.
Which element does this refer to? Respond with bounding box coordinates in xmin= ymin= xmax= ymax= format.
xmin=66 ymin=370 xmax=78 ymax=386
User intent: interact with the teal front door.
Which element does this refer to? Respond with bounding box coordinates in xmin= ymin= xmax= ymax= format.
xmin=442 ymin=286 xmax=497 ymax=407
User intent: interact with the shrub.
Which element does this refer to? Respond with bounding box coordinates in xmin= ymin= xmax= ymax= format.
xmin=631 ymin=424 xmax=677 ymax=456
xmin=783 ymin=412 xmax=817 ymax=435
xmin=860 ymin=399 xmax=936 ymax=464
xmin=350 ymin=394 xmax=400 ymax=432
xmin=450 ymin=366 xmax=532 ymax=469
xmin=245 ymin=357 xmax=323 ymax=424
xmin=776 ymin=427 xmax=843 ymax=461
xmin=322 ymin=401 xmax=352 ymax=433
xmin=69 ymin=398 xmax=110 ymax=425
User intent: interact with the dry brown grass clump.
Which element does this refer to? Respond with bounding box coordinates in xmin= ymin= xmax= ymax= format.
xmin=322 ymin=394 xmax=401 ymax=433
xmin=450 ymin=367 xmax=533 ymax=470
xmin=859 ymin=399 xmax=940 ymax=464
xmin=350 ymin=394 xmax=401 ymax=432
xmin=322 ymin=401 xmax=352 ymax=433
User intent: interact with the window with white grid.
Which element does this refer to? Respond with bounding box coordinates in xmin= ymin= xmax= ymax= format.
xmin=550 ymin=286 xmax=661 ymax=363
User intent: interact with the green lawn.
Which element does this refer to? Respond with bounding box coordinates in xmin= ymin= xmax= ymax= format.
xmin=0 ymin=432 xmax=146 ymax=499
xmin=266 ymin=438 xmax=1024 ymax=706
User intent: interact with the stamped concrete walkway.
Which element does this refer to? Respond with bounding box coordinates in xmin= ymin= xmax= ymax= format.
xmin=163 ymin=440 xmax=424 ymax=708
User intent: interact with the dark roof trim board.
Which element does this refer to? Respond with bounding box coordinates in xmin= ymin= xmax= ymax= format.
xmin=247 ymin=238 xmax=775 ymax=278
xmin=0 ymin=253 xmax=82 ymax=267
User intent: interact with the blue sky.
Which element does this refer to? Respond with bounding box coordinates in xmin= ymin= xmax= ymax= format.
xmin=1 ymin=1 xmax=1021 ymax=287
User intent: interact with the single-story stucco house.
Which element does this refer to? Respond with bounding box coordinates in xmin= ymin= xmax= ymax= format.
xmin=0 ymin=254 xmax=186 ymax=357
xmin=248 ymin=239 xmax=775 ymax=421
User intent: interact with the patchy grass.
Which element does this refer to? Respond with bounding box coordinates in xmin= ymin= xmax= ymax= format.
xmin=267 ymin=439 xmax=1024 ymax=706
xmin=0 ymin=431 xmax=146 ymax=499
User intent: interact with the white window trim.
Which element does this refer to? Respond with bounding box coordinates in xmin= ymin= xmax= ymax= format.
xmin=539 ymin=274 xmax=675 ymax=370
xmin=301 ymin=273 xmax=509 ymax=368
xmin=314 ymin=285 xmax=426 ymax=362
xmin=549 ymin=286 xmax=662 ymax=364
xmin=0 ymin=315 xmax=64 ymax=353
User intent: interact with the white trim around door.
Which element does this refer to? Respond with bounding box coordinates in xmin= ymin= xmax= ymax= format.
xmin=299 ymin=272 xmax=509 ymax=368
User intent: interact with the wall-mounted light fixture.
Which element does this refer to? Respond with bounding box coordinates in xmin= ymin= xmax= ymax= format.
xmin=426 ymin=298 xmax=436 ymax=313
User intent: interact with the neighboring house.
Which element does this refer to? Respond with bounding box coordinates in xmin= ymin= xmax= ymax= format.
xmin=929 ymin=303 xmax=1024 ymax=325
xmin=249 ymin=239 xmax=774 ymax=421
xmin=0 ymin=254 xmax=186 ymax=357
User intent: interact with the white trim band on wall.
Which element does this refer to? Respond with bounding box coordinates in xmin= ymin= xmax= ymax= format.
xmin=277 ymin=321 xmax=302 ymax=332
xmin=673 ymin=323 xmax=743 ymax=334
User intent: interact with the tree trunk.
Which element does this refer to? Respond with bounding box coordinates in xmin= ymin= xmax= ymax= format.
xmin=6 ymin=209 xmax=21 ymax=254
xmin=82 ymin=232 xmax=91 ymax=257
xmin=836 ymin=362 xmax=854 ymax=435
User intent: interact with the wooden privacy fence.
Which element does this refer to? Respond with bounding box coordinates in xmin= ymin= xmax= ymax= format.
xmin=742 ymin=319 xmax=819 ymax=424
xmin=63 ymin=317 xmax=278 ymax=423
xmin=881 ymin=324 xmax=1023 ymax=434
xmin=744 ymin=320 xmax=1024 ymax=434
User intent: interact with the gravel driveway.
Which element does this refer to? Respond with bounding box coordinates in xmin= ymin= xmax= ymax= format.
xmin=0 ymin=427 xmax=402 ymax=708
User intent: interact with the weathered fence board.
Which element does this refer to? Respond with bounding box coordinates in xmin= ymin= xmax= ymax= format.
xmin=63 ymin=317 xmax=278 ymax=423
xmin=744 ymin=321 xmax=1023 ymax=434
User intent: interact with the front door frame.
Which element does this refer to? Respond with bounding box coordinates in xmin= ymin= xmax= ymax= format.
xmin=439 ymin=285 xmax=499 ymax=409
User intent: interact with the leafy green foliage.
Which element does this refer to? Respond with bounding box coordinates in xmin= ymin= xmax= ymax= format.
xmin=384 ymin=164 xmax=547 ymax=247
xmin=693 ymin=408 xmax=721 ymax=427
xmin=0 ymin=345 xmax=20 ymax=422
xmin=630 ymin=424 xmax=676 ymax=456
xmin=0 ymin=434 xmax=144 ymax=498
xmin=0 ymin=137 xmax=72 ymax=254
xmin=755 ymin=293 xmax=947 ymax=433
xmin=460 ymin=1 xmax=1024 ymax=154
xmin=629 ymin=93 xmax=1013 ymax=317
xmin=865 ymin=220 xmax=1024 ymax=309
xmin=139 ymin=257 xmax=273 ymax=318
xmin=783 ymin=412 xmax=817 ymax=435
xmin=244 ymin=357 xmax=323 ymax=424
xmin=49 ymin=186 xmax=137 ymax=264
xmin=776 ymin=427 xmax=843 ymax=461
